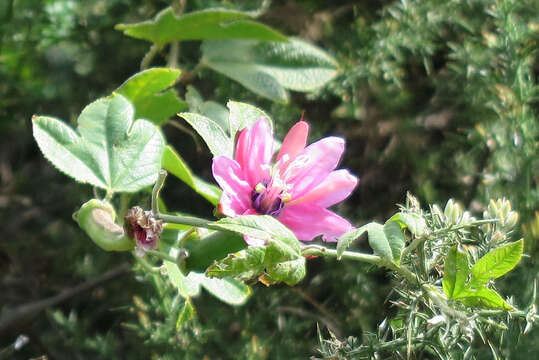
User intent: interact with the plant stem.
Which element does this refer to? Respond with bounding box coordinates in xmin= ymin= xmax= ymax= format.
xmin=140 ymin=44 xmax=160 ymax=70
xmin=301 ymin=245 xmax=416 ymax=282
xmin=151 ymin=170 xmax=218 ymax=230
xmin=145 ymin=249 xmax=177 ymax=263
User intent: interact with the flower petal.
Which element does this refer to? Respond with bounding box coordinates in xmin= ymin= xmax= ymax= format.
xmin=281 ymin=137 xmax=345 ymax=199
xmin=278 ymin=203 xmax=353 ymax=242
xmin=234 ymin=118 xmax=273 ymax=186
xmin=276 ymin=121 xmax=309 ymax=165
xmin=212 ymin=156 xmax=251 ymax=215
xmin=288 ymin=169 xmax=359 ymax=208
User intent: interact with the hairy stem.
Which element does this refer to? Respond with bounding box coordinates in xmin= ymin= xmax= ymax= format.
xmin=151 ymin=170 xmax=217 ymax=230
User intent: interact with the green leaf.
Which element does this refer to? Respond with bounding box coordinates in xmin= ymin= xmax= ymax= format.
xmin=116 ymin=8 xmax=287 ymax=46
xmin=470 ymin=240 xmax=524 ymax=287
xmin=227 ymin=100 xmax=273 ymax=138
xmin=176 ymin=298 xmax=196 ymax=329
xmin=184 ymin=230 xmax=246 ymax=273
xmin=202 ymin=39 xmax=339 ymax=102
xmin=162 ymin=145 xmax=221 ymax=205
xmin=211 ymin=215 xmax=300 ymax=255
xmin=388 ymin=212 xmax=427 ymax=236
xmin=164 ymin=261 xmax=201 ymax=298
xmin=366 ymin=223 xmax=393 ymax=261
xmin=211 ymin=215 xmax=306 ymax=285
xmin=32 ymin=94 xmax=165 ymax=193
xmin=179 ymin=112 xmax=233 ymax=157
xmin=455 ymin=287 xmax=513 ymax=310
xmin=185 ymin=86 xmax=229 ymax=134
xmin=383 ymin=220 xmax=406 ymax=264
xmin=264 ymin=257 xmax=306 ymax=286
xmin=442 ymin=246 xmax=470 ymax=299
xmin=116 ymin=68 xmax=187 ymax=125
xmin=338 ymin=222 xmax=405 ymax=262
xmin=336 ymin=224 xmax=369 ymax=259
xmin=191 ymin=273 xmax=251 ymax=306
xmin=206 ymin=246 xmax=266 ymax=281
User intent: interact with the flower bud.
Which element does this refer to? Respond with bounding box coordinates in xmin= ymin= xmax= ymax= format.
xmin=75 ymin=199 xmax=133 ymax=251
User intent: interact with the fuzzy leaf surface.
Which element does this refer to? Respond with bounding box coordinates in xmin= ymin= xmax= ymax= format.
xmin=179 ymin=112 xmax=233 ymax=157
xmin=202 ymin=39 xmax=339 ymax=102
xmin=32 ymin=94 xmax=164 ymax=193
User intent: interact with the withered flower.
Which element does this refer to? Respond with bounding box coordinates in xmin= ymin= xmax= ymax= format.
xmin=124 ymin=206 xmax=163 ymax=256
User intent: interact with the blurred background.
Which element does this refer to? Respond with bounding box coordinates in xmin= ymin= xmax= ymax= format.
xmin=1 ymin=0 xmax=537 ymax=358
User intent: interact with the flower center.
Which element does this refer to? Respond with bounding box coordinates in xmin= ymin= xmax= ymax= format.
xmin=251 ymin=177 xmax=289 ymax=217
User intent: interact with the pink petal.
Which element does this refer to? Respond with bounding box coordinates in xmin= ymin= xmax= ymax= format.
xmin=234 ymin=119 xmax=273 ymax=187
xmin=281 ymin=137 xmax=345 ymax=200
xmin=278 ymin=203 xmax=353 ymax=242
xmin=212 ymin=156 xmax=251 ymax=215
xmin=288 ymin=169 xmax=359 ymax=208
xmin=276 ymin=121 xmax=309 ymax=165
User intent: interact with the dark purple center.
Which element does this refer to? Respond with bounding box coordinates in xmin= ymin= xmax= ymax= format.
xmin=251 ymin=179 xmax=285 ymax=217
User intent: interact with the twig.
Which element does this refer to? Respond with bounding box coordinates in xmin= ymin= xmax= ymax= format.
xmin=140 ymin=44 xmax=160 ymax=70
xmin=0 ymin=263 xmax=131 ymax=334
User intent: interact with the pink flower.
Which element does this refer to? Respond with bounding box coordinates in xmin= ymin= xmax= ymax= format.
xmin=212 ymin=118 xmax=359 ymax=243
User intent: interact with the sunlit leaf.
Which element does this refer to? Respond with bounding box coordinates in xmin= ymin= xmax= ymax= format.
xmin=32 ymin=94 xmax=165 ymax=193
xmin=202 ymin=39 xmax=339 ymax=102
xmin=185 ymin=85 xmax=229 ymax=133
xmin=227 ymin=100 xmax=273 ymax=138
xmin=117 ymin=67 xmax=187 ymax=125
xmin=388 ymin=212 xmax=427 ymax=236
xmin=206 ymin=246 xmax=266 ymax=281
xmin=179 ymin=112 xmax=234 ymax=157
xmin=383 ymin=220 xmax=406 ymax=264
xmin=190 ymin=272 xmax=251 ymax=306
xmin=336 ymin=224 xmax=368 ymax=259
xmin=116 ymin=8 xmax=287 ymax=46
xmin=164 ymin=261 xmax=201 ymax=298
xmin=470 ymin=239 xmax=524 ymax=287
xmin=455 ymin=287 xmax=513 ymax=310
xmin=442 ymin=246 xmax=470 ymax=299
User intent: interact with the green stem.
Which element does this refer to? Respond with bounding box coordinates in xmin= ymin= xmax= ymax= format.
xmin=134 ymin=255 xmax=162 ymax=274
xmin=145 ymin=249 xmax=177 ymax=263
xmin=140 ymin=44 xmax=161 ymax=70
xmin=301 ymin=245 xmax=416 ymax=282
xmin=151 ymin=170 xmax=217 ymax=230
xmin=401 ymin=219 xmax=499 ymax=259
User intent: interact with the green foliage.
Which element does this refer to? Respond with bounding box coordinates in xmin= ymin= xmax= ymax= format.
xmin=32 ymin=94 xmax=165 ymax=193
xmin=179 ymin=112 xmax=234 ymax=157
xmin=337 ymin=220 xmax=406 ymax=263
xmin=161 ymin=145 xmax=221 ymax=205
xmin=209 ymin=215 xmax=306 ymax=285
xmin=116 ymin=7 xmax=287 ymax=45
xmin=469 ymin=240 xmax=524 ymax=287
xmin=4 ymin=0 xmax=538 ymax=359
xmin=442 ymin=241 xmax=523 ymax=310
xmin=202 ymin=38 xmax=339 ymax=102
xmin=317 ymin=195 xmax=533 ymax=359
xmin=116 ymin=67 xmax=187 ymax=125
